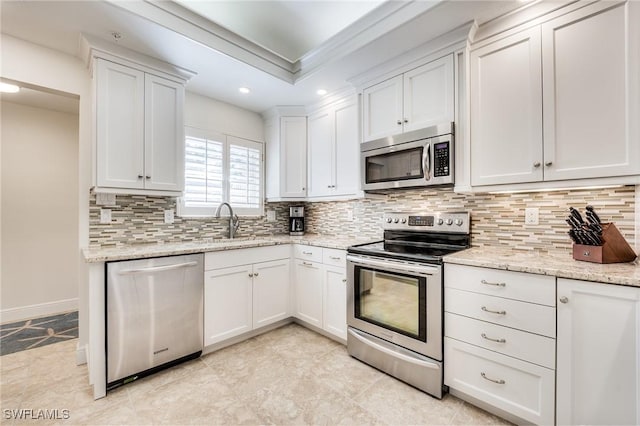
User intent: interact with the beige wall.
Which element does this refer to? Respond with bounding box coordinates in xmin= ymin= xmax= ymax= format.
xmin=1 ymin=101 xmax=79 ymax=320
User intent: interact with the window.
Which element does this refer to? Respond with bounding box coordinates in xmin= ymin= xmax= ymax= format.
xmin=179 ymin=127 xmax=263 ymax=217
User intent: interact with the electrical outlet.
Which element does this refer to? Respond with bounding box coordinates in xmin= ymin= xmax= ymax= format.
xmin=266 ymin=210 xmax=276 ymax=222
xmin=525 ymin=207 xmax=539 ymax=225
xmin=164 ymin=209 xmax=174 ymax=224
xmin=100 ymin=209 xmax=111 ymax=224
xmin=346 ymin=209 xmax=354 ymax=221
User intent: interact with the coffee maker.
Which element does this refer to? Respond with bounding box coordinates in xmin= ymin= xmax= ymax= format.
xmin=289 ymin=206 xmax=305 ymax=236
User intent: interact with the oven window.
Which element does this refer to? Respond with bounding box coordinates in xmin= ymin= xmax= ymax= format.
xmin=365 ymin=147 xmax=423 ymax=183
xmin=354 ymin=266 xmax=427 ymax=341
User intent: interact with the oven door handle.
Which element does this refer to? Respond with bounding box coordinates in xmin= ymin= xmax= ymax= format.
xmin=346 ymin=255 xmax=439 ymax=276
xmin=348 ymin=329 xmax=439 ymax=369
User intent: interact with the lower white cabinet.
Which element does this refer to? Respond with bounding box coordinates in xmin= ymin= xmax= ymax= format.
xmin=444 ymin=264 xmax=556 ymax=425
xmin=556 ymin=278 xmax=640 ymax=426
xmin=293 ymin=245 xmax=347 ymax=340
xmin=204 ymin=246 xmax=290 ymax=346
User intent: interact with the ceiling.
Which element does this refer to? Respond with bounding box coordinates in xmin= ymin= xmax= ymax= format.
xmin=0 ymin=0 xmax=527 ymax=113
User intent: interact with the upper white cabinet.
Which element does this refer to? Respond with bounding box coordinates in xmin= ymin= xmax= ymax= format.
xmin=470 ymin=28 xmax=543 ymax=186
xmin=265 ymin=114 xmax=307 ymax=200
xmin=470 ymin=1 xmax=640 ymax=187
xmin=307 ymin=98 xmax=360 ymax=198
xmin=362 ymin=54 xmax=454 ymax=142
xmin=95 ymin=58 xmax=185 ymax=194
xmin=557 ymin=278 xmax=640 ymax=425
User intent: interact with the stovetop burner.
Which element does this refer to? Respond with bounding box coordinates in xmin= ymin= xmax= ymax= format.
xmin=347 ymin=212 xmax=470 ymax=264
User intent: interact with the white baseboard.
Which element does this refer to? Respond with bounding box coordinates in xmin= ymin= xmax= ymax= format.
xmin=0 ymin=298 xmax=78 ymax=324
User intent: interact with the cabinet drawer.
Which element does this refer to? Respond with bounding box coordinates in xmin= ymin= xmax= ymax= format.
xmin=445 ymin=288 xmax=556 ymax=337
xmin=205 ymin=245 xmax=290 ymax=270
xmin=322 ymin=248 xmax=346 ymax=267
xmin=294 ymin=244 xmax=323 ymax=262
xmin=445 ymin=313 xmax=555 ymax=369
xmin=445 ymin=264 xmax=555 ymax=306
xmin=445 ymin=338 xmax=555 ymax=425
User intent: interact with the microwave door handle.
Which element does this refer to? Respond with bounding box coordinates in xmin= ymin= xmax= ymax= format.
xmin=423 ymin=143 xmax=431 ymax=181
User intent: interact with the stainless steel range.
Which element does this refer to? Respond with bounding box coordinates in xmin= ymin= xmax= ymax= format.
xmin=346 ymin=211 xmax=470 ymax=399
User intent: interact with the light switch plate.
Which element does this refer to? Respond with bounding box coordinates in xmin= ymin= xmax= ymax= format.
xmin=266 ymin=210 xmax=276 ymax=222
xmin=164 ymin=210 xmax=174 ymax=224
xmin=100 ymin=209 xmax=111 ymax=224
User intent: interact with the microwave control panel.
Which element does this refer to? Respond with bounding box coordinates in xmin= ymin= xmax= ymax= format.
xmin=433 ymin=142 xmax=450 ymax=177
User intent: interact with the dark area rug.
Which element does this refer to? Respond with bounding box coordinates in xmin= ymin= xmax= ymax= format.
xmin=0 ymin=311 xmax=78 ymax=356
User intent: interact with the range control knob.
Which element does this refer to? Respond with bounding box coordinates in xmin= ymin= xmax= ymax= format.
xmin=386 ymin=217 xmax=392 ymax=223
xmin=446 ymin=218 xmax=454 ymax=226
xmin=455 ymin=219 xmax=464 ymax=226
xmin=437 ymin=218 xmax=444 ymax=225
xmin=393 ymin=218 xmax=399 ymax=223
xmin=401 ymin=218 xmax=407 ymax=224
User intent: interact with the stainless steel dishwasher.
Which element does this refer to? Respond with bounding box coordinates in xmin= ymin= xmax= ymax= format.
xmin=106 ymin=253 xmax=203 ymax=390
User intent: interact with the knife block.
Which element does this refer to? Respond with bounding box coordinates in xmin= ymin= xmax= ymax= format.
xmin=572 ymin=223 xmax=637 ymax=263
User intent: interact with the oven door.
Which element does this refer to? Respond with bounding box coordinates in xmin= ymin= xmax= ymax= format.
xmin=346 ymin=254 xmax=442 ymax=360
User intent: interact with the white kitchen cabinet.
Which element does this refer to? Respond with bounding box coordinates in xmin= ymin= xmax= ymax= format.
xmin=204 ymin=264 xmax=253 ymax=345
xmin=293 ymin=245 xmax=348 ymax=340
xmin=444 ymin=264 xmax=556 ymax=425
xmin=323 ymin=265 xmax=347 ymax=340
xmin=470 ymin=1 xmax=640 ymax=187
xmin=362 ymin=54 xmax=454 ymax=142
xmin=95 ymin=58 xmax=185 ymax=193
xmin=265 ymin=114 xmax=307 ymax=199
xmin=307 ymin=98 xmax=360 ymax=198
xmin=556 ymin=278 xmax=640 ymax=426
xmin=541 ymin=1 xmax=640 ymax=181
xmin=204 ymin=246 xmax=290 ymax=346
xmin=470 ymin=28 xmax=543 ymax=186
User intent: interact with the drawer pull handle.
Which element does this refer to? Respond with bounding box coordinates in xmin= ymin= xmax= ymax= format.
xmin=481 ymin=279 xmax=506 ymax=287
xmin=302 ymin=251 xmax=313 ymax=255
xmin=481 ymin=333 xmax=506 ymax=343
xmin=329 ymin=256 xmax=341 ymax=260
xmin=481 ymin=306 xmax=506 ymax=315
xmin=481 ymin=372 xmax=505 ymax=385
xmin=302 ymin=261 xmax=313 ymax=266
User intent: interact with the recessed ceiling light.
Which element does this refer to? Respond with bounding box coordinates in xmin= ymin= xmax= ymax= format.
xmin=238 ymin=87 xmax=251 ymax=94
xmin=316 ymin=89 xmax=328 ymax=96
xmin=0 ymin=82 xmax=20 ymax=93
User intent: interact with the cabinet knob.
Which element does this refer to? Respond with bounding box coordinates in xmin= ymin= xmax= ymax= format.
xmin=342 ymin=278 xmax=347 ymax=283
xmin=137 ymin=174 xmax=144 ymax=179
xmin=533 ymin=162 xmax=541 ymax=168
xmin=403 ymin=119 xmax=408 ymax=124
xmin=248 ymin=273 xmax=254 ymax=277
xmin=145 ymin=175 xmax=151 ymax=179
xmin=559 ymin=296 xmax=569 ymax=304
xmin=397 ymin=120 xmax=402 ymax=125
xmin=254 ymin=272 xmax=259 ymax=277
xmin=545 ymin=161 xmax=553 ymax=167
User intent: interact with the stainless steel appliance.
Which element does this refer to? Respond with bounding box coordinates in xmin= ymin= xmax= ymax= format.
xmin=106 ymin=253 xmax=204 ymax=390
xmin=289 ymin=206 xmax=305 ymax=236
xmin=361 ymin=123 xmax=454 ymax=191
xmin=347 ymin=211 xmax=470 ymax=398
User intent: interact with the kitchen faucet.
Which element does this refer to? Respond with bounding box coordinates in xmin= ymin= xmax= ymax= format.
xmin=215 ymin=202 xmax=240 ymax=239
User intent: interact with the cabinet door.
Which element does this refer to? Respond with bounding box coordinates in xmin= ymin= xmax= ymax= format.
xmin=403 ymin=54 xmax=454 ymax=133
xmin=334 ymin=100 xmax=360 ymax=196
xmin=204 ymin=265 xmax=252 ymax=346
xmin=542 ymin=2 xmax=640 ymax=181
xmin=144 ymin=74 xmax=185 ymax=192
xmin=293 ymin=259 xmax=323 ymax=328
xmin=362 ymin=75 xmax=403 ymax=142
xmin=280 ymin=117 xmax=307 ymax=197
xmin=307 ymin=109 xmax=334 ymax=197
xmin=470 ymin=28 xmax=543 ymax=186
xmin=253 ymin=259 xmax=290 ymax=329
xmin=95 ymin=59 xmax=145 ymax=189
xmin=557 ymin=278 xmax=640 ymax=425
xmin=323 ymin=265 xmax=347 ymax=340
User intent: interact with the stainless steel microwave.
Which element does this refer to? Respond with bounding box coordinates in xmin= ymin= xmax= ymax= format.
xmin=361 ymin=123 xmax=454 ymax=191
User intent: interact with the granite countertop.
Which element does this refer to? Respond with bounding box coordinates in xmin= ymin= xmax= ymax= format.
xmin=444 ymin=246 xmax=640 ymax=287
xmin=82 ymin=234 xmax=376 ymax=263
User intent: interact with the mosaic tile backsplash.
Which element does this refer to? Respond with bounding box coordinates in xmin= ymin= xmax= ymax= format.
xmin=89 ymin=186 xmax=636 ymax=254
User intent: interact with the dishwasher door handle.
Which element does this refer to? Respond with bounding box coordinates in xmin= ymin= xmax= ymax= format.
xmin=118 ymin=261 xmax=199 ymax=275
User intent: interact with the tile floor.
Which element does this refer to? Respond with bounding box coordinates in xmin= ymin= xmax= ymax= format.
xmin=1 ymin=323 xmax=511 ymax=425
